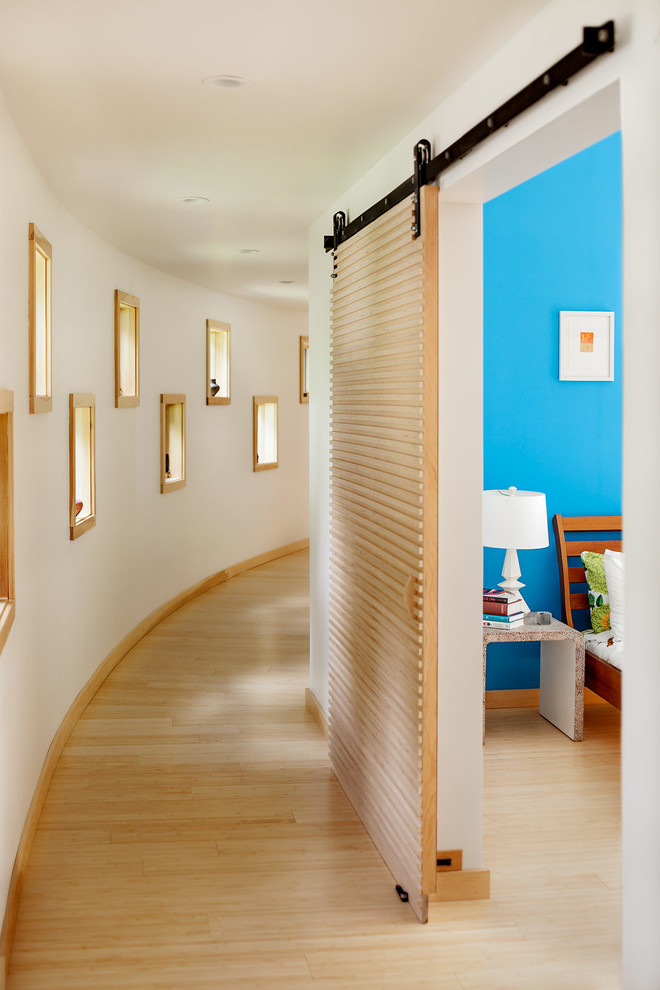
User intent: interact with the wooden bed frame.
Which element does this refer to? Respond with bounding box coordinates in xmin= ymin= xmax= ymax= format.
xmin=553 ymin=514 xmax=622 ymax=710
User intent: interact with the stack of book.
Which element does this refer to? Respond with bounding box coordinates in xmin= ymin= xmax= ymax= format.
xmin=482 ymin=588 xmax=525 ymax=629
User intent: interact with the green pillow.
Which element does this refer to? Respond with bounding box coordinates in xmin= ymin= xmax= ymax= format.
xmin=581 ymin=551 xmax=610 ymax=633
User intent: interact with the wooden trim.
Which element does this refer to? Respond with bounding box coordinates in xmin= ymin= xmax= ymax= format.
xmin=305 ymin=688 xmax=328 ymax=738
xmin=436 ymin=849 xmax=462 ymax=872
xmin=0 ymin=391 xmax=14 ymax=619
xmin=486 ymin=689 xmax=540 ymax=709
xmin=0 ymin=602 xmax=15 ymax=657
xmin=28 ymin=223 xmax=52 ymax=415
xmin=206 ymin=320 xmax=231 ymax=405
xmin=253 ymin=396 xmax=279 ymax=472
xmin=68 ymin=394 xmax=96 ymax=541
xmin=299 ymin=335 xmax=309 ymax=404
xmin=114 ymin=290 xmax=140 ymax=408
xmin=421 ymin=185 xmax=438 ymax=896
xmin=486 ymin=687 xmax=606 ymax=709
xmin=0 ymin=537 xmax=309 ymax=982
xmin=428 ymin=869 xmax=490 ymax=903
xmin=160 ymin=394 xmax=186 ymax=493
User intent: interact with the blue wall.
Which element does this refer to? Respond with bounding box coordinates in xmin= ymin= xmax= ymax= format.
xmin=483 ymin=132 xmax=622 ymax=690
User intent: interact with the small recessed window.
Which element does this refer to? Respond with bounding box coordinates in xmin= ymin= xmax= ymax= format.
xmin=253 ymin=396 xmax=278 ymax=471
xmin=206 ymin=320 xmax=231 ymax=404
xmin=299 ymin=335 xmax=309 ymax=404
xmin=160 ymin=394 xmax=186 ymax=492
xmin=69 ymin=394 xmax=96 ymax=541
xmin=115 ymin=290 xmax=140 ymax=407
xmin=29 ymin=223 xmax=52 ymax=414
xmin=0 ymin=389 xmax=15 ymax=654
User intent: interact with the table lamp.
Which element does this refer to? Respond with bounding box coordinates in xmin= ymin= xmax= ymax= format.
xmin=482 ymin=487 xmax=549 ymax=613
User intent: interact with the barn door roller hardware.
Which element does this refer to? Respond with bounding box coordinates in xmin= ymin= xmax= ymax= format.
xmin=412 ymin=140 xmax=431 ymax=239
xmin=324 ymin=20 xmax=614 ymax=251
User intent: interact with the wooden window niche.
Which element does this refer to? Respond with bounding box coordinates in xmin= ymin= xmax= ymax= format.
xmin=0 ymin=390 xmax=15 ymax=654
xmin=29 ymin=223 xmax=52 ymax=414
xmin=253 ymin=396 xmax=278 ymax=471
xmin=206 ymin=320 xmax=231 ymax=405
xmin=69 ymin=393 xmax=96 ymax=541
xmin=160 ymin=394 xmax=186 ymax=492
xmin=299 ymin=335 xmax=309 ymax=404
xmin=115 ymin=290 xmax=140 ymax=407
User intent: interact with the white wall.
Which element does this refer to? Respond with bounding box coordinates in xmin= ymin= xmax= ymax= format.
xmin=620 ymin=2 xmax=660 ymax=985
xmin=309 ymin=0 xmax=660 ymax=983
xmin=435 ymin=202 xmax=483 ymax=865
xmin=0 ymin=89 xmax=309 ymax=922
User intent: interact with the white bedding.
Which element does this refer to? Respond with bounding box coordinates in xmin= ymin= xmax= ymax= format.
xmin=583 ymin=629 xmax=623 ymax=671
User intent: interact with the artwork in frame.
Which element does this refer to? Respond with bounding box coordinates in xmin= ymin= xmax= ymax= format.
xmin=559 ymin=311 xmax=614 ymax=382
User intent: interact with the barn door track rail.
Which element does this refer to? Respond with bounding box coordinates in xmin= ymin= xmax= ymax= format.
xmin=324 ymin=20 xmax=614 ymax=253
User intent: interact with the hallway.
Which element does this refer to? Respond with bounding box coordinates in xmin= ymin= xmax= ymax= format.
xmin=8 ymin=549 xmax=620 ymax=988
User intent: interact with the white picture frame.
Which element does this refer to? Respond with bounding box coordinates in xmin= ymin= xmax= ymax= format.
xmin=559 ymin=311 xmax=614 ymax=381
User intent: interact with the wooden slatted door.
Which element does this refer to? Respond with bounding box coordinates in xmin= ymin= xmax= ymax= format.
xmin=328 ymin=186 xmax=438 ymax=922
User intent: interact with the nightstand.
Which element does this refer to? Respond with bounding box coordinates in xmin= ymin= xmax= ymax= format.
xmin=482 ymin=614 xmax=585 ymax=741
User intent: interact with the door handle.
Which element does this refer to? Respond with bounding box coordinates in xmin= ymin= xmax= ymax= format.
xmin=403 ymin=575 xmax=417 ymax=620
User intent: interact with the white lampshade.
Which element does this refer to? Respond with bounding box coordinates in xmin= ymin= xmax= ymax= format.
xmin=482 ymin=487 xmax=549 ymax=550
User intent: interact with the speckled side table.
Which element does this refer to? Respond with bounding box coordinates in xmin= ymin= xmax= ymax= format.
xmin=482 ymin=614 xmax=585 ymax=742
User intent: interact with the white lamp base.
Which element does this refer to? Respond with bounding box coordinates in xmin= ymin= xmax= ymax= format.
xmin=498 ymin=548 xmax=531 ymax=613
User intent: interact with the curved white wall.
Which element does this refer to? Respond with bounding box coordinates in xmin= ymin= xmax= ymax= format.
xmin=0 ymin=90 xmax=308 ymax=918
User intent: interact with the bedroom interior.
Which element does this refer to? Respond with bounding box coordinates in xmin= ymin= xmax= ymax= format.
xmin=482 ymin=131 xmax=622 ymax=704
xmin=479 ymin=128 xmax=623 ymax=976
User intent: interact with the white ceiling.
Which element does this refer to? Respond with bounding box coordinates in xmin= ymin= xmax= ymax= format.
xmin=0 ymin=0 xmax=550 ymax=310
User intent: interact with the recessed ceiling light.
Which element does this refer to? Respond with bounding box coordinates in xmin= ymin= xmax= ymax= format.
xmin=239 ymin=248 xmax=260 ymax=254
xmin=203 ymin=75 xmax=249 ymax=89
xmin=180 ymin=196 xmax=209 ymax=205
xmin=279 ymin=280 xmax=295 ymax=284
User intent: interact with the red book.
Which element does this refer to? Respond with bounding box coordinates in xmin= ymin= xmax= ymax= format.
xmin=483 ymin=599 xmax=523 ymax=616
xmin=482 ymin=588 xmax=523 ymax=615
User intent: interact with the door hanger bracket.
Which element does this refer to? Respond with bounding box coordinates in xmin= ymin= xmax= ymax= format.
xmin=330 ymin=211 xmax=346 ymax=279
xmin=412 ymin=140 xmax=431 ymax=239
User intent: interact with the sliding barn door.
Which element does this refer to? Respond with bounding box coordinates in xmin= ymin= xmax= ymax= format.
xmin=328 ymin=186 xmax=438 ymax=922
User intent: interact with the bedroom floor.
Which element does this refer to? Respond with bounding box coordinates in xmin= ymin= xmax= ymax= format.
xmin=434 ymin=702 xmax=621 ymax=989
xmin=7 ymin=550 xmax=621 ymax=989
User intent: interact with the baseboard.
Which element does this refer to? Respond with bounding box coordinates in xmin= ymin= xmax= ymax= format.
xmin=486 ymin=689 xmax=539 ymax=709
xmin=485 ymin=687 xmax=606 ymax=709
xmin=428 ymin=868 xmax=490 ymax=902
xmin=0 ymin=537 xmax=309 ymax=984
xmin=305 ymin=688 xmax=328 ymax=738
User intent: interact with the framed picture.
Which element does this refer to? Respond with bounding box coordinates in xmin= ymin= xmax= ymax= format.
xmin=559 ymin=311 xmax=614 ymax=381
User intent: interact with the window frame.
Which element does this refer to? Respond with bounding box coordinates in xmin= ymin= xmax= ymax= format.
xmin=114 ymin=290 xmax=140 ymax=408
xmin=160 ymin=394 xmax=186 ymax=493
xmin=253 ymin=395 xmax=279 ymax=472
xmin=29 ymin=223 xmax=53 ymax=415
xmin=206 ymin=320 xmax=231 ymax=405
xmin=69 ymin=393 xmax=96 ymax=541
xmin=299 ymin=335 xmax=309 ymax=404
xmin=0 ymin=389 xmax=15 ymax=654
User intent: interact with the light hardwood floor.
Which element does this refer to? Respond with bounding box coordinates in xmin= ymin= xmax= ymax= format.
xmin=8 ymin=549 xmax=621 ymax=989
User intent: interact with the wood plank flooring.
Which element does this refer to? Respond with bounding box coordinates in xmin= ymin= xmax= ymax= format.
xmin=8 ymin=549 xmax=621 ymax=988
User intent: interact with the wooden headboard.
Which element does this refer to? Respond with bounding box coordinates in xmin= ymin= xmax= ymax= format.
xmin=552 ymin=514 xmax=622 ymax=709
xmin=553 ymin=514 xmax=623 ymax=628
